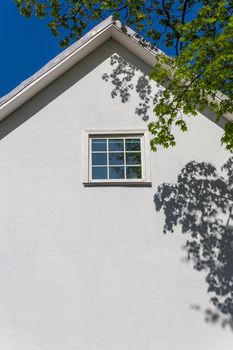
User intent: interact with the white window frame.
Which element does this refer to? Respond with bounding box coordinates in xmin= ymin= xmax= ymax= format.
xmin=83 ymin=129 xmax=151 ymax=186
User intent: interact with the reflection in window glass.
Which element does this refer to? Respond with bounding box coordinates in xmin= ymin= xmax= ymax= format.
xmin=92 ymin=153 xmax=107 ymax=165
xmin=109 ymin=139 xmax=124 ymax=152
xmin=92 ymin=139 xmax=107 ymax=152
xmin=109 ymin=167 xmax=124 ymax=179
xmin=126 ymin=166 xmax=142 ymax=179
xmin=126 ymin=153 xmax=141 ymax=165
xmin=92 ymin=167 xmax=107 ymax=179
xmin=90 ymin=137 xmax=143 ymax=181
xmin=125 ymin=139 xmax=141 ymax=151
xmin=109 ymin=153 xmax=124 ymax=165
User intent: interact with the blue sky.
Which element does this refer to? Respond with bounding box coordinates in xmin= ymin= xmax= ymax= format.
xmin=0 ymin=1 xmax=64 ymax=97
xmin=0 ymin=1 xmax=176 ymax=98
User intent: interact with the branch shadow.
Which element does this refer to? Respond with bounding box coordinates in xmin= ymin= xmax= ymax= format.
xmin=154 ymin=158 xmax=233 ymax=330
xmin=190 ymin=304 xmax=233 ymax=330
xmin=102 ymin=53 xmax=162 ymax=121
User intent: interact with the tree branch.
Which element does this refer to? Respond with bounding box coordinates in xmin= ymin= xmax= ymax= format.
xmin=182 ymin=0 xmax=191 ymax=24
xmin=177 ymin=70 xmax=204 ymax=101
xmin=65 ymin=1 xmax=85 ymax=21
xmin=226 ymin=206 xmax=233 ymax=227
xmin=180 ymin=0 xmax=191 ymax=51
xmin=107 ymin=4 xmax=129 ymax=13
xmin=162 ymin=0 xmax=180 ymax=55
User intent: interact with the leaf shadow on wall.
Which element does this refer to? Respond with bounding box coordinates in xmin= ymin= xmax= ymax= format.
xmin=154 ymin=158 xmax=233 ymax=331
xmin=102 ymin=54 xmax=162 ymax=121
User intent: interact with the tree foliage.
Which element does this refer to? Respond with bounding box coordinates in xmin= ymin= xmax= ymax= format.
xmin=14 ymin=0 xmax=233 ymax=150
xmin=155 ymin=158 xmax=233 ymax=321
xmin=149 ymin=1 xmax=233 ymax=151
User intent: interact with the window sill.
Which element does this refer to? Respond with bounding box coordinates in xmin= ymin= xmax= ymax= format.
xmin=83 ymin=181 xmax=152 ymax=187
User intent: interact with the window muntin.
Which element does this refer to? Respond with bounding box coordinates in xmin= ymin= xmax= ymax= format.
xmin=90 ymin=137 xmax=143 ymax=181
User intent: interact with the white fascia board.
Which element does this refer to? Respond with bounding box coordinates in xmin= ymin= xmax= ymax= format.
xmin=0 ymin=16 xmax=232 ymax=125
xmin=0 ymin=16 xmax=163 ymax=124
xmin=112 ymin=25 xmax=157 ymax=68
xmin=0 ymin=22 xmax=160 ymax=123
xmin=0 ymin=22 xmax=112 ymax=122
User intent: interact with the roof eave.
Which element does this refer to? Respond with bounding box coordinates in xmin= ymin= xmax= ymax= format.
xmin=0 ymin=16 xmax=231 ymax=125
xmin=0 ymin=19 xmax=114 ymax=122
xmin=0 ymin=17 xmax=160 ymax=123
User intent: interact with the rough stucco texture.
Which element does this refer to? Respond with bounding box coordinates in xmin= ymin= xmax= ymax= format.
xmin=0 ymin=39 xmax=231 ymax=350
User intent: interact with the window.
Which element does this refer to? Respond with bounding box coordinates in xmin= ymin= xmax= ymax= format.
xmin=83 ymin=130 xmax=151 ymax=186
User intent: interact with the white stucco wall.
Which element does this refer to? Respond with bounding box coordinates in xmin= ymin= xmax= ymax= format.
xmin=0 ymin=39 xmax=232 ymax=350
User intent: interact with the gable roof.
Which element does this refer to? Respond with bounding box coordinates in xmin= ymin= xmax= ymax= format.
xmin=0 ymin=16 xmax=231 ymax=124
xmin=0 ymin=17 xmax=159 ymax=122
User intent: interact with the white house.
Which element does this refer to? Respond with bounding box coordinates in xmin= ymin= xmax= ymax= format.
xmin=0 ymin=17 xmax=232 ymax=350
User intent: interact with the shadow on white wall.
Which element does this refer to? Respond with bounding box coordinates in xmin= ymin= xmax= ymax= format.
xmin=155 ymin=158 xmax=233 ymax=331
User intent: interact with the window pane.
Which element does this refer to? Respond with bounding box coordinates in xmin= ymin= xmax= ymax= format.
xmin=92 ymin=153 xmax=107 ymax=165
xmin=109 ymin=152 xmax=124 ymax=165
xmin=126 ymin=152 xmax=141 ymax=165
xmin=109 ymin=139 xmax=124 ymax=151
xmin=126 ymin=166 xmax=142 ymax=179
xmin=92 ymin=139 xmax=107 ymax=151
xmin=109 ymin=167 xmax=124 ymax=179
xmin=125 ymin=139 xmax=141 ymax=151
xmin=92 ymin=167 xmax=107 ymax=179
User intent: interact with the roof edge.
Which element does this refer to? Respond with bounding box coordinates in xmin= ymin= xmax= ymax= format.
xmin=0 ymin=16 xmax=161 ymax=122
xmin=0 ymin=16 xmax=232 ymax=125
xmin=0 ymin=17 xmax=114 ymax=121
